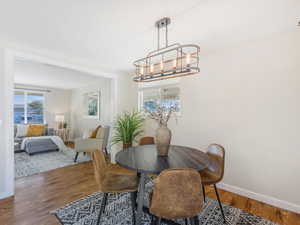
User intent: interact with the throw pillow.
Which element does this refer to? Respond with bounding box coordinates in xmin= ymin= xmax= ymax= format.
xmin=27 ymin=124 xmax=45 ymax=137
xmin=16 ymin=124 xmax=28 ymax=137
xmin=89 ymin=125 xmax=101 ymax=138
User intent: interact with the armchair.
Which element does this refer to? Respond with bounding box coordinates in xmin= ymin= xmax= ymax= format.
xmin=74 ymin=126 xmax=110 ymax=162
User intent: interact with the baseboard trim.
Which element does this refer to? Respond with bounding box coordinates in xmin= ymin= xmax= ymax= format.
xmin=0 ymin=191 xmax=13 ymax=199
xmin=217 ymin=182 xmax=300 ymax=214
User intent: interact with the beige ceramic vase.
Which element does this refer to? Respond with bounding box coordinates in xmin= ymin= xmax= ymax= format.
xmin=155 ymin=124 xmax=172 ymax=156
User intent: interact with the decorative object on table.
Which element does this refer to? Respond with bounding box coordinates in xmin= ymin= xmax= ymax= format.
xmin=74 ymin=126 xmax=110 ymax=162
xmin=139 ymin=136 xmax=155 ymax=145
xmin=144 ymin=104 xmax=177 ymax=156
xmin=83 ymin=91 xmax=101 ymax=120
xmin=111 ymin=111 xmax=144 ymax=149
xmin=54 ymin=128 xmax=70 ymax=143
xmin=55 ymin=114 xmax=65 ymax=129
xmin=51 ymin=183 xmax=279 ymax=225
xmin=200 ymin=144 xmax=227 ymax=223
xmin=150 ymin=168 xmax=204 ymax=225
xmin=91 ymin=150 xmax=138 ymax=225
xmin=133 ymin=17 xmax=200 ymax=82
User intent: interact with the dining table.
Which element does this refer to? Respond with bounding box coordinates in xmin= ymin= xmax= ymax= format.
xmin=115 ymin=144 xmax=210 ymax=225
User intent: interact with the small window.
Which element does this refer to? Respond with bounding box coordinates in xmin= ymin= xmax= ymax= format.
xmin=139 ymin=86 xmax=180 ymax=113
xmin=14 ymin=91 xmax=26 ymax=124
xmin=14 ymin=91 xmax=45 ymax=124
xmin=27 ymin=92 xmax=45 ymax=124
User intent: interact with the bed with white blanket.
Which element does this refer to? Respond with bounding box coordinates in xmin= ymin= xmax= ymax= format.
xmin=21 ymin=136 xmax=67 ymax=155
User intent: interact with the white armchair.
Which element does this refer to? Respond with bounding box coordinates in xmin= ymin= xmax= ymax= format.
xmin=74 ymin=126 xmax=110 ymax=162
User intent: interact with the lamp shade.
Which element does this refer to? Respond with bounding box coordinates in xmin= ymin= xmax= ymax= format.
xmin=55 ymin=114 xmax=65 ymax=122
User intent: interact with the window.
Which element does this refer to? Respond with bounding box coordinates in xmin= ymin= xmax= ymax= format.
xmin=14 ymin=91 xmax=45 ymax=124
xmin=139 ymin=86 xmax=180 ymax=113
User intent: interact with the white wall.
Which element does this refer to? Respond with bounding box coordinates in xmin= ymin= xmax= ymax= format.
xmin=44 ymin=88 xmax=71 ymax=128
xmin=142 ymin=31 xmax=300 ymax=212
xmin=70 ymin=72 xmax=139 ymax=139
xmin=14 ymin=60 xmax=103 ymax=90
xmin=15 ymin=84 xmax=72 ymax=128
xmin=0 ymin=49 xmax=14 ymax=198
xmin=115 ymin=73 xmax=139 ymax=113
xmin=70 ymin=77 xmax=112 ymax=139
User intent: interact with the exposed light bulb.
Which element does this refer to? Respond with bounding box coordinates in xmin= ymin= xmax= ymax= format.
xmin=160 ymin=60 xmax=164 ymax=71
xmin=173 ymin=59 xmax=177 ymax=70
xmin=140 ymin=66 xmax=144 ymax=75
xmin=150 ymin=64 xmax=154 ymax=73
xmin=186 ymin=53 xmax=191 ymax=66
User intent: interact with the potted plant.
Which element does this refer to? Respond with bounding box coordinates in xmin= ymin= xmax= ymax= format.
xmin=144 ymin=104 xmax=177 ymax=156
xmin=111 ymin=111 xmax=144 ymax=149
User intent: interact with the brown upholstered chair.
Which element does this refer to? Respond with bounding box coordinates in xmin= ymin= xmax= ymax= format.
xmin=149 ymin=168 xmax=204 ymax=225
xmin=139 ymin=136 xmax=155 ymax=145
xmin=200 ymin=144 xmax=226 ymax=222
xmin=91 ymin=150 xmax=138 ymax=225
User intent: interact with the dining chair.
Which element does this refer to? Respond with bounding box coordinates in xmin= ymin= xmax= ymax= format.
xmin=91 ymin=150 xmax=138 ymax=225
xmin=139 ymin=136 xmax=155 ymax=145
xmin=149 ymin=168 xmax=204 ymax=225
xmin=200 ymin=144 xmax=226 ymax=223
xmin=139 ymin=136 xmax=157 ymax=180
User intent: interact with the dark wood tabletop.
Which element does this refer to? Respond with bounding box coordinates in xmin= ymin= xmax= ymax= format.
xmin=115 ymin=144 xmax=210 ymax=174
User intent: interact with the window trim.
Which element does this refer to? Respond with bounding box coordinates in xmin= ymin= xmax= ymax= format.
xmin=14 ymin=89 xmax=46 ymax=124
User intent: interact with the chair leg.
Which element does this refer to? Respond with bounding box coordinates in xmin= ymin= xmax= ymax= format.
xmin=202 ymin=185 xmax=206 ymax=202
xmin=213 ymin=184 xmax=226 ymax=223
xmin=151 ymin=216 xmax=156 ymax=225
xmin=184 ymin=218 xmax=188 ymax=225
xmin=74 ymin=152 xmax=79 ymax=162
xmin=130 ymin=192 xmax=137 ymax=225
xmin=104 ymin=147 xmax=108 ymax=155
xmin=97 ymin=193 xmax=108 ymax=225
xmin=193 ymin=216 xmax=199 ymax=225
xmin=156 ymin=217 xmax=161 ymax=225
xmin=189 ymin=217 xmax=195 ymax=225
xmin=131 ymin=191 xmax=137 ymax=208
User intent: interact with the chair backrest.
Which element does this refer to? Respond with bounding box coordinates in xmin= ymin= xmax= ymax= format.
xmin=96 ymin=126 xmax=110 ymax=149
xmin=206 ymin=144 xmax=225 ymax=181
xmin=139 ymin=136 xmax=155 ymax=145
xmin=150 ymin=168 xmax=204 ymax=219
xmin=91 ymin=150 xmax=108 ymax=190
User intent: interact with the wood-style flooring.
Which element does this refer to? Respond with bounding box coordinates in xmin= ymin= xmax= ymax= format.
xmin=0 ymin=161 xmax=299 ymax=225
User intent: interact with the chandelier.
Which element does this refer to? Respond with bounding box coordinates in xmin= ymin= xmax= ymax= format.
xmin=133 ymin=17 xmax=200 ymax=82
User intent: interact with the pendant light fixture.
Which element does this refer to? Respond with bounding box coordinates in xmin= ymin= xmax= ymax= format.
xmin=133 ymin=17 xmax=200 ymax=82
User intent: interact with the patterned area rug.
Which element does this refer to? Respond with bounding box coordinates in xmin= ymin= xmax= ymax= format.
xmin=15 ymin=148 xmax=90 ymax=178
xmin=52 ymin=181 xmax=278 ymax=225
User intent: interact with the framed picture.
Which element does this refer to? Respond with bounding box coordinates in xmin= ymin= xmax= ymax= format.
xmin=83 ymin=91 xmax=100 ymax=119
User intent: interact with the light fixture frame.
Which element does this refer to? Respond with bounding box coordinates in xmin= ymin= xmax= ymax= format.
xmin=133 ymin=17 xmax=200 ymax=82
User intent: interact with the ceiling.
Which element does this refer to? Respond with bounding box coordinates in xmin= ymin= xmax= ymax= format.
xmin=1 ymin=0 xmax=299 ymax=72
xmin=14 ymin=59 xmax=106 ymax=89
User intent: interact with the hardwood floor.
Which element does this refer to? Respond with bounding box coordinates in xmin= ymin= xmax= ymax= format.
xmin=0 ymin=161 xmax=299 ymax=225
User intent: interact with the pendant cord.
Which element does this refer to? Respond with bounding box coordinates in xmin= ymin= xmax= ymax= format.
xmin=157 ymin=26 xmax=160 ymax=50
xmin=165 ymin=23 xmax=168 ymax=47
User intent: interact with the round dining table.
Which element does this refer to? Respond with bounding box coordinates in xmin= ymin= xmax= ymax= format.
xmin=116 ymin=144 xmax=210 ymax=225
